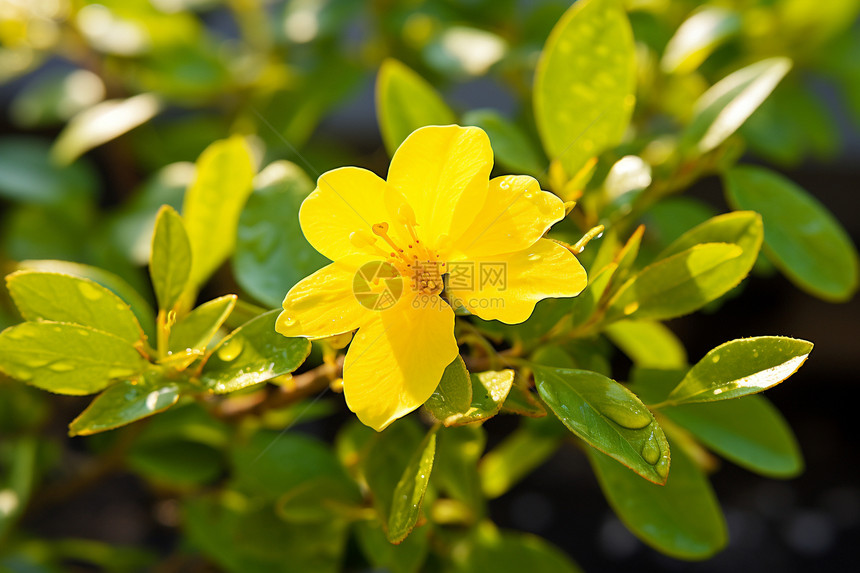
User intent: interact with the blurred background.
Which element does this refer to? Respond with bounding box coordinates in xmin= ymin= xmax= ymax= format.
xmin=1 ymin=0 xmax=859 ymax=571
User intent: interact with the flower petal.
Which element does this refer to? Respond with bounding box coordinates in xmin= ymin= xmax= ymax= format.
xmin=387 ymin=125 xmax=492 ymax=249
xmin=454 ymin=175 xmax=564 ymax=259
xmin=342 ymin=294 xmax=459 ymax=431
xmin=299 ymin=167 xmax=410 ymax=261
xmin=277 ymin=255 xmax=374 ymax=339
xmin=447 ymin=239 xmax=586 ymax=324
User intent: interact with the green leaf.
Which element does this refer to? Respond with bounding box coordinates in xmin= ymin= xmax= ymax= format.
xmin=534 ymin=0 xmax=636 ymax=177
xmin=169 ymin=294 xmax=236 ymax=353
xmin=0 ymin=136 xmax=97 ymax=204
xmin=376 ymin=58 xmax=457 ymax=155
xmin=446 ymin=370 xmax=515 ymax=426
xmin=665 ymin=336 xmax=813 ymax=405
xmin=51 ymin=94 xmax=162 ymax=165
xmin=233 ymin=161 xmax=327 ymax=307
xmin=18 ymin=259 xmax=156 ymax=340
xmin=604 ymin=243 xmax=743 ymax=322
xmin=501 ymin=379 xmax=547 ymax=417
xmin=201 ymin=310 xmax=311 ymax=394
xmin=479 ymin=416 xmax=565 ymax=499
xmin=657 ymin=211 xmax=763 ymax=303
xmin=681 ymin=58 xmax=792 ymax=155
xmin=231 ymin=431 xmax=361 ymax=511
xmin=0 ymin=322 xmax=147 ymax=395
xmin=588 ymin=439 xmax=727 ymax=560
xmin=363 ymin=418 xmax=425 ymax=527
xmin=424 ymin=356 xmax=473 ymax=425
xmin=150 ymin=205 xmax=192 ymax=311
xmin=724 ymin=165 xmax=859 ymax=301
xmin=665 ymin=396 xmax=803 ymax=478
xmin=605 ymin=320 xmax=687 ymax=369
xmin=534 ymin=366 xmax=670 ymax=484
xmin=452 ymin=524 xmax=583 ymax=573
xmin=388 ymin=427 xmax=438 ymax=543
xmin=68 ymin=376 xmax=180 ymax=436
xmin=434 ymin=425 xmax=486 ymax=516
xmin=6 ymin=271 xmax=144 ymax=345
xmin=355 ymin=520 xmax=429 ymax=573
xmin=462 ymin=109 xmax=544 ymax=176
xmin=182 ymin=135 xmax=255 ymax=291
xmin=660 ymin=7 xmax=741 ymax=74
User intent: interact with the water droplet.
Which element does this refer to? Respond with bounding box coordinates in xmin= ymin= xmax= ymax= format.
xmin=499 ymin=180 xmax=511 ymax=190
xmin=641 ymin=433 xmax=660 ymax=465
xmin=10 ymin=369 xmax=32 ymax=381
xmin=656 ymin=454 xmax=670 ymax=479
xmin=217 ymin=337 xmax=244 ymax=361
xmin=712 ymin=354 xmax=720 ymax=363
xmin=623 ymin=302 xmax=639 ymax=315
xmin=77 ymin=282 xmax=102 ymax=301
xmin=604 ymin=405 xmax=651 ymax=430
xmin=752 ymin=350 xmax=759 ymax=358
xmin=527 ymin=253 xmax=542 ymax=262
xmin=24 ymin=358 xmax=50 ymax=368
xmin=282 ymin=316 xmax=297 ymax=327
xmin=48 ymin=361 xmax=75 ymax=372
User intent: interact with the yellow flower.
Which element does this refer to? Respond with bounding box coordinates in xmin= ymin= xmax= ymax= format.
xmin=276 ymin=125 xmax=586 ymax=430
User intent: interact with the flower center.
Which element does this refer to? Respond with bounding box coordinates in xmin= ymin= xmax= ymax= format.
xmin=369 ymin=220 xmax=445 ymax=296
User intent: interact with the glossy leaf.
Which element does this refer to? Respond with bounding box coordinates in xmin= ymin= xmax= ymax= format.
xmin=0 ymin=322 xmax=146 ymax=395
xmin=666 ymin=336 xmax=813 ymax=405
xmin=376 ymin=59 xmax=456 ymax=155
xmin=665 ymin=396 xmax=802 ymax=478
xmin=18 ymin=259 xmax=155 ymax=339
xmin=724 ymin=165 xmax=859 ymax=301
xmin=150 ymin=205 xmax=191 ymax=311
xmin=657 ymin=211 xmax=763 ymax=304
xmin=182 ymin=136 xmax=255 ymax=291
xmin=201 ymin=310 xmax=311 ymax=394
xmin=534 ymin=0 xmax=636 ymax=177
xmin=588 ymin=440 xmax=727 ymax=560
xmin=169 ymin=295 xmax=236 ymax=354
xmin=388 ymin=427 xmax=438 ymax=543
xmin=604 ymin=243 xmax=743 ymax=322
xmin=661 ymin=7 xmax=741 ymax=74
xmin=234 ymin=161 xmax=328 ymax=307
xmin=605 ymin=320 xmax=687 ymax=369
xmin=462 ymin=109 xmax=544 ymax=176
xmin=446 ymin=370 xmax=515 ymax=426
xmin=6 ymin=271 xmax=144 ymax=345
xmin=69 ymin=376 xmax=180 ymax=436
xmin=501 ymin=379 xmax=547 ymax=417
xmin=51 ymin=94 xmax=162 ymax=165
xmin=681 ymin=58 xmax=791 ymax=155
xmin=479 ymin=416 xmax=565 ymax=499
xmin=535 ymin=366 xmax=669 ymax=483
xmin=424 ymin=356 xmax=473 ymax=425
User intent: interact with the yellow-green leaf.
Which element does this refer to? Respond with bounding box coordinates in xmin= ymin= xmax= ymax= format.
xmin=605 ymin=243 xmax=743 ymax=322
xmin=666 ymin=336 xmax=813 ymax=405
xmin=182 ymin=136 xmax=255 ymax=291
xmin=6 ymin=271 xmax=144 ymax=345
xmin=169 ymin=294 xmax=236 ymax=354
xmin=424 ymin=356 xmax=473 ymax=425
xmin=388 ymin=427 xmax=438 ymax=543
xmin=534 ymin=0 xmax=636 ymax=177
xmin=605 ymin=320 xmax=687 ymax=369
xmin=150 ymin=205 xmax=191 ymax=311
xmin=376 ymin=59 xmax=456 ymax=156
xmin=0 ymin=322 xmax=146 ymax=395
